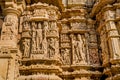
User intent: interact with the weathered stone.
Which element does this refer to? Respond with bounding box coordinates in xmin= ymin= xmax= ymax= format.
xmin=1 ymin=0 xmax=120 ymax=80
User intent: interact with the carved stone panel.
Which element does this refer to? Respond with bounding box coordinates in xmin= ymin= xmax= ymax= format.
xmin=60 ymin=48 xmax=71 ymax=65
xmin=71 ymin=22 xmax=86 ymax=30
xmin=89 ymin=48 xmax=100 ymax=65
xmin=47 ymin=38 xmax=56 ymax=59
xmin=72 ymin=34 xmax=87 ymax=65
xmin=22 ymin=39 xmax=30 ymax=57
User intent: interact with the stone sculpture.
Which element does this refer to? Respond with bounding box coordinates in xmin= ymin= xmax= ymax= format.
xmin=22 ymin=39 xmax=30 ymax=57
xmin=36 ymin=22 xmax=43 ymax=50
xmin=73 ymin=34 xmax=86 ymax=64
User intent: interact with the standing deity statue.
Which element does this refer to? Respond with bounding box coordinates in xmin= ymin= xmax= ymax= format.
xmin=31 ymin=22 xmax=37 ymax=51
xmin=36 ymin=22 xmax=43 ymax=50
xmin=42 ymin=21 xmax=48 ymax=55
xmin=22 ymin=39 xmax=30 ymax=57
xmin=73 ymin=34 xmax=86 ymax=64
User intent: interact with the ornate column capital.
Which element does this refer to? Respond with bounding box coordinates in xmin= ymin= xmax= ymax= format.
xmin=3 ymin=7 xmax=21 ymax=17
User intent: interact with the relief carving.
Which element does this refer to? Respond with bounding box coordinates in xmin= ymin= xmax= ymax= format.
xmin=72 ymin=34 xmax=87 ymax=64
xmin=89 ymin=48 xmax=100 ymax=65
xmin=0 ymin=1 xmax=107 ymax=80
xmin=22 ymin=22 xmax=31 ymax=31
xmin=1 ymin=15 xmax=18 ymax=41
xmin=43 ymin=21 xmax=49 ymax=37
xmin=60 ymin=49 xmax=70 ymax=65
xmin=48 ymin=9 xmax=57 ymax=20
xmin=71 ymin=22 xmax=86 ymax=30
xmin=33 ymin=9 xmax=47 ymax=17
xmin=22 ymin=39 xmax=30 ymax=57
xmin=49 ymin=22 xmax=58 ymax=36
xmin=31 ymin=22 xmax=37 ymax=51
xmin=61 ymin=34 xmax=70 ymax=42
xmin=36 ymin=22 xmax=43 ymax=50
xmin=48 ymin=38 xmax=56 ymax=58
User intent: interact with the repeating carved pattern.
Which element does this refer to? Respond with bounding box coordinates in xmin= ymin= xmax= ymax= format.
xmin=0 ymin=1 xmax=108 ymax=80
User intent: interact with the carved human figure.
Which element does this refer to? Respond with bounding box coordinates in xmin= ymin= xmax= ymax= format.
xmin=50 ymin=22 xmax=56 ymax=29
xmin=23 ymin=21 xmax=30 ymax=31
xmin=71 ymin=22 xmax=80 ymax=29
xmin=73 ymin=34 xmax=86 ymax=64
xmin=41 ymin=22 xmax=48 ymax=56
xmin=50 ymin=22 xmax=55 ymax=33
xmin=5 ymin=15 xmax=15 ymax=26
xmin=3 ymin=25 xmax=14 ymax=40
xmin=22 ymin=39 xmax=30 ymax=57
xmin=42 ymin=37 xmax=47 ymax=56
xmin=62 ymin=24 xmax=69 ymax=30
xmin=48 ymin=38 xmax=55 ymax=58
xmin=48 ymin=10 xmax=56 ymax=19
xmin=39 ymin=9 xmax=47 ymax=17
xmin=34 ymin=9 xmax=47 ymax=17
xmin=36 ymin=22 xmax=43 ymax=50
xmin=32 ymin=22 xmax=37 ymax=51
xmin=33 ymin=9 xmax=39 ymax=16
xmin=63 ymin=49 xmax=70 ymax=64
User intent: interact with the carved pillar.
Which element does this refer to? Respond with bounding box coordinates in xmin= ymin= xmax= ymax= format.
xmin=0 ymin=8 xmax=22 ymax=80
xmin=0 ymin=8 xmax=21 ymax=48
xmin=0 ymin=0 xmax=25 ymax=80
xmin=104 ymin=10 xmax=120 ymax=60
xmin=88 ymin=19 xmax=100 ymax=66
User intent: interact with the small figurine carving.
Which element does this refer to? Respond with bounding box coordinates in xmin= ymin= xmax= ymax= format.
xmin=62 ymin=49 xmax=70 ymax=64
xmin=22 ymin=22 xmax=30 ymax=31
xmin=5 ymin=15 xmax=15 ymax=26
xmin=33 ymin=9 xmax=47 ymax=17
xmin=48 ymin=38 xmax=55 ymax=58
xmin=22 ymin=39 xmax=30 ymax=57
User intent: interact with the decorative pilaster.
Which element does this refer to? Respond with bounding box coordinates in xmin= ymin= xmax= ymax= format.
xmin=103 ymin=8 xmax=120 ymax=61
xmin=0 ymin=0 xmax=25 ymax=80
xmin=0 ymin=8 xmax=21 ymax=48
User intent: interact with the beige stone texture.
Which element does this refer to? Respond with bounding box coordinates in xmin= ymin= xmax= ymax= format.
xmin=0 ymin=0 xmax=120 ymax=80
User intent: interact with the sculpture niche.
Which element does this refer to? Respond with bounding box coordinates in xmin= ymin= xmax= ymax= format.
xmin=72 ymin=34 xmax=87 ymax=65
